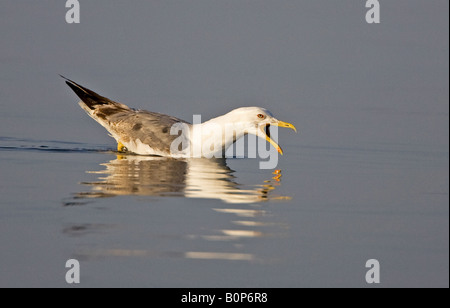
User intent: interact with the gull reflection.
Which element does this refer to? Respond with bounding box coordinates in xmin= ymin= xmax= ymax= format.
xmin=76 ymin=155 xmax=288 ymax=204
xmin=69 ymin=155 xmax=291 ymax=262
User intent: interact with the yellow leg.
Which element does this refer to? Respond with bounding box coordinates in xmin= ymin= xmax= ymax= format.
xmin=117 ymin=142 xmax=127 ymax=152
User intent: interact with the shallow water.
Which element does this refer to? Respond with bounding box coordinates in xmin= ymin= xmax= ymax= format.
xmin=0 ymin=1 xmax=448 ymax=287
xmin=0 ymin=136 xmax=447 ymax=287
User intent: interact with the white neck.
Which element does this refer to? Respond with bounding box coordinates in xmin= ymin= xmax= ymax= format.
xmin=189 ymin=114 xmax=248 ymax=157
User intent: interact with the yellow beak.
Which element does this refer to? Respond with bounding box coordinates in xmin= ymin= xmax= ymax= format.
xmin=275 ymin=121 xmax=297 ymax=133
xmin=261 ymin=120 xmax=297 ymax=155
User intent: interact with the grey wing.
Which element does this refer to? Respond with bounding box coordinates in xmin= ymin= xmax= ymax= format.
xmin=106 ymin=110 xmax=191 ymax=153
xmin=62 ymin=76 xmax=191 ymax=153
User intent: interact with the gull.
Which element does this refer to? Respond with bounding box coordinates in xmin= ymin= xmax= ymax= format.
xmin=62 ymin=76 xmax=296 ymax=157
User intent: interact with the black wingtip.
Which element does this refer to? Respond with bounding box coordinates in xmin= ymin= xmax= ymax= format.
xmin=65 ymin=79 xmax=84 ymax=98
xmin=61 ymin=75 xmax=116 ymax=110
xmin=59 ymin=74 xmax=72 ymax=83
xmin=60 ymin=75 xmax=79 ymax=88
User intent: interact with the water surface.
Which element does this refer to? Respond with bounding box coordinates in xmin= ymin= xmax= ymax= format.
xmin=0 ymin=136 xmax=447 ymax=287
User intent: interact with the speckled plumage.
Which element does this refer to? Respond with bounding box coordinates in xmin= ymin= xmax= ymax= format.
xmin=63 ymin=76 xmax=190 ymax=155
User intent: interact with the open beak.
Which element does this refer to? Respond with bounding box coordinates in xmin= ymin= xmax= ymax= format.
xmin=260 ymin=120 xmax=297 ymax=155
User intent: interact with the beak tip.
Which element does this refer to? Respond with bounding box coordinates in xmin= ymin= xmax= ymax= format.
xmin=276 ymin=120 xmax=297 ymax=133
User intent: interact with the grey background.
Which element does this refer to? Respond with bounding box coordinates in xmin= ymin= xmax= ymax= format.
xmin=1 ymin=0 xmax=447 ymax=147
xmin=0 ymin=1 xmax=448 ymax=287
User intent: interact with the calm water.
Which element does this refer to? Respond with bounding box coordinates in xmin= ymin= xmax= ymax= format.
xmin=0 ymin=136 xmax=447 ymax=287
xmin=0 ymin=1 xmax=448 ymax=287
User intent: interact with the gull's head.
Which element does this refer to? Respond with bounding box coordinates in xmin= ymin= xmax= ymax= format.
xmin=225 ymin=107 xmax=297 ymax=155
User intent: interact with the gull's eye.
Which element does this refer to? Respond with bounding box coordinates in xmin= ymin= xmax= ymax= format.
xmin=257 ymin=114 xmax=266 ymax=119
